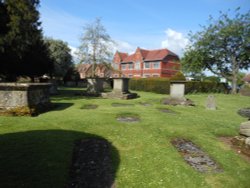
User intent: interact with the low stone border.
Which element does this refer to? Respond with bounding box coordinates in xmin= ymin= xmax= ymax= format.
xmin=171 ymin=138 xmax=223 ymax=173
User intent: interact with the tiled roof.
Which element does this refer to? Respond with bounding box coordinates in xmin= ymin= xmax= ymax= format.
xmin=123 ymin=53 xmax=136 ymax=63
xmin=118 ymin=48 xmax=178 ymax=63
xmin=77 ymin=64 xmax=92 ymax=72
xmin=144 ymin=48 xmax=178 ymax=61
xmin=119 ymin=52 xmax=128 ymax=61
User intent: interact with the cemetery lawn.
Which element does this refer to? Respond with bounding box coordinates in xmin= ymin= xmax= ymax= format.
xmin=0 ymin=87 xmax=250 ymax=188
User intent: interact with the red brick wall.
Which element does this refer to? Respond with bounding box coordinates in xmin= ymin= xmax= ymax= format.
xmin=112 ymin=51 xmax=181 ymax=78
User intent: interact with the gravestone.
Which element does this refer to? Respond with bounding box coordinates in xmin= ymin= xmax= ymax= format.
xmin=86 ymin=78 xmax=104 ymax=95
xmin=163 ymin=81 xmax=194 ymax=106
xmin=170 ymin=81 xmax=185 ymax=99
xmin=239 ymin=121 xmax=250 ymax=137
xmin=102 ymin=78 xmax=137 ymax=99
xmin=113 ymin=78 xmax=129 ymax=93
xmin=0 ymin=83 xmax=51 ymax=115
xmin=206 ymin=95 xmax=216 ymax=110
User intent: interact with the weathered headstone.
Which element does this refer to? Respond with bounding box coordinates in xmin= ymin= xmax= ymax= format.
xmin=102 ymin=78 xmax=137 ymax=99
xmin=163 ymin=81 xmax=194 ymax=106
xmin=0 ymin=83 xmax=51 ymax=115
xmin=206 ymin=95 xmax=216 ymax=110
xmin=239 ymin=121 xmax=250 ymax=137
xmin=113 ymin=78 xmax=129 ymax=93
xmin=170 ymin=81 xmax=185 ymax=99
xmin=86 ymin=78 xmax=104 ymax=95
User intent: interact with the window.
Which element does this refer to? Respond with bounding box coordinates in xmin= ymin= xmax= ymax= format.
xmin=113 ymin=63 xmax=119 ymax=70
xmin=144 ymin=62 xmax=150 ymax=69
xmin=128 ymin=74 xmax=133 ymax=78
xmin=152 ymin=74 xmax=159 ymax=77
xmin=121 ymin=64 xmax=126 ymax=70
xmin=128 ymin=63 xmax=133 ymax=70
xmin=143 ymin=74 xmax=150 ymax=78
xmin=153 ymin=62 xmax=160 ymax=69
xmin=135 ymin=62 xmax=140 ymax=70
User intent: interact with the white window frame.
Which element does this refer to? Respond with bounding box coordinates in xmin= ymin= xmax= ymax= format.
xmin=143 ymin=74 xmax=150 ymax=78
xmin=153 ymin=61 xmax=160 ymax=69
xmin=128 ymin=63 xmax=133 ymax=70
xmin=152 ymin=74 xmax=160 ymax=77
xmin=135 ymin=61 xmax=140 ymax=70
xmin=121 ymin=64 xmax=126 ymax=70
xmin=113 ymin=63 xmax=119 ymax=70
xmin=144 ymin=62 xmax=150 ymax=69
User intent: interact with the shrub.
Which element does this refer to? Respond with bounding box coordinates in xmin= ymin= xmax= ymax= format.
xmin=129 ymin=78 xmax=227 ymax=94
xmin=129 ymin=78 xmax=170 ymax=94
xmin=170 ymin=72 xmax=186 ymax=81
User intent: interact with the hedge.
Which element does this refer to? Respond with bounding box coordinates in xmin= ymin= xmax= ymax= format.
xmin=129 ymin=78 xmax=228 ymax=94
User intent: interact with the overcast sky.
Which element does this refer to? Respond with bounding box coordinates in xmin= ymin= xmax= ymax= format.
xmin=39 ymin=0 xmax=250 ymax=57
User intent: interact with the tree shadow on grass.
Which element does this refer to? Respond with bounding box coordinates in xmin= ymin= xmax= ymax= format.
xmin=51 ymin=102 xmax=74 ymax=111
xmin=0 ymin=130 xmax=120 ymax=188
xmin=52 ymin=88 xmax=102 ymax=101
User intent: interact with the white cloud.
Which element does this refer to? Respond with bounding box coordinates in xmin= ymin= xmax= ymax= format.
xmin=161 ymin=28 xmax=189 ymax=57
xmin=114 ymin=40 xmax=135 ymax=54
xmin=69 ymin=46 xmax=80 ymax=63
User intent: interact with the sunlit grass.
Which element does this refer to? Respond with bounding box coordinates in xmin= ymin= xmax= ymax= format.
xmin=0 ymin=87 xmax=249 ymax=187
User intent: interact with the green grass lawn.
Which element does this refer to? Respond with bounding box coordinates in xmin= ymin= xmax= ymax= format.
xmin=0 ymin=87 xmax=250 ymax=188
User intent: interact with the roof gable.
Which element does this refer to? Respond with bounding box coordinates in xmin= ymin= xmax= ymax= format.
xmin=118 ymin=48 xmax=179 ymax=63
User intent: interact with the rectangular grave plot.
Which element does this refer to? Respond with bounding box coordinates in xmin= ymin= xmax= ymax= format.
xmin=171 ymin=138 xmax=223 ymax=173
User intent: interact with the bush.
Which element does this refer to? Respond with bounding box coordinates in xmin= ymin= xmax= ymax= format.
xmin=129 ymin=78 xmax=170 ymax=94
xmin=129 ymin=78 xmax=227 ymax=94
xmin=185 ymin=81 xmax=227 ymax=93
xmin=170 ymin=72 xmax=186 ymax=81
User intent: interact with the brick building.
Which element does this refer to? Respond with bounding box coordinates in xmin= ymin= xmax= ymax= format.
xmin=112 ymin=47 xmax=180 ymax=78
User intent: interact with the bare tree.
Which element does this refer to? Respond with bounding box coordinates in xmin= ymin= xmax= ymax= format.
xmin=78 ymin=18 xmax=114 ymax=77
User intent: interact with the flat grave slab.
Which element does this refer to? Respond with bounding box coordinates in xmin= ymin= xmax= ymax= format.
xmin=171 ymin=138 xmax=223 ymax=173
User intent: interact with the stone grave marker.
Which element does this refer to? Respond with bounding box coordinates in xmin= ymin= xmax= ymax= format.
xmin=170 ymin=81 xmax=185 ymax=99
xmin=102 ymin=78 xmax=137 ymax=99
xmin=206 ymin=95 xmax=216 ymax=110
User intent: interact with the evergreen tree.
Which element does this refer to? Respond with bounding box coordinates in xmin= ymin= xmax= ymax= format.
xmin=0 ymin=0 xmax=53 ymax=81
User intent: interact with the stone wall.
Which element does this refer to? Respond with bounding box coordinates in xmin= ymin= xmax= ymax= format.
xmin=0 ymin=83 xmax=51 ymax=115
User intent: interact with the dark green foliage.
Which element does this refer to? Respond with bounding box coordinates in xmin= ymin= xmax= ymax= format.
xmin=44 ymin=38 xmax=73 ymax=78
xmin=0 ymin=0 xmax=53 ymax=80
xmin=185 ymin=81 xmax=227 ymax=94
xmin=129 ymin=78 xmax=227 ymax=94
xmin=170 ymin=72 xmax=186 ymax=81
xmin=203 ymin=76 xmax=220 ymax=83
xmin=129 ymin=78 xmax=170 ymax=94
